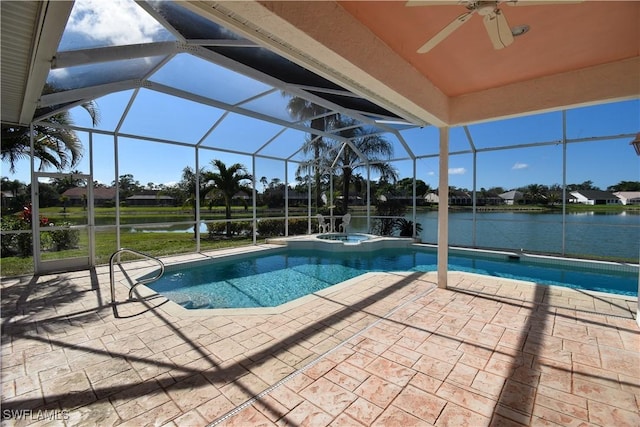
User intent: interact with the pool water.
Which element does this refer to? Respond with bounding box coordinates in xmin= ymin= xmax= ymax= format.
xmin=146 ymin=248 xmax=638 ymax=310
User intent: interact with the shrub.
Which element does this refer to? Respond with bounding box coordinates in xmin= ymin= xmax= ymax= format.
xmin=0 ymin=204 xmax=81 ymax=256
xmin=256 ymin=219 xmax=284 ymax=237
xmin=207 ymin=222 xmax=227 ymax=236
xmin=396 ymin=218 xmax=422 ymax=237
xmin=288 ymin=218 xmax=308 ymax=235
xmin=0 ymin=204 xmax=49 ymax=257
xmin=48 ymin=221 xmax=80 ymax=250
xmin=207 ymin=221 xmax=253 ymax=237
xmin=372 ymin=199 xmax=406 ymax=236
xmin=1 ymin=216 xmax=30 ymax=257
xmin=207 ymin=219 xmax=307 ymax=238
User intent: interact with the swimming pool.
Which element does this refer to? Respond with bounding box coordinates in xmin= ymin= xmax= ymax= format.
xmin=145 ymin=247 xmax=638 ymax=310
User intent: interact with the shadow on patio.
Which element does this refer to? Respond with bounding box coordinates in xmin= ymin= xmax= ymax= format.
xmin=1 ymin=267 xmax=638 ymax=426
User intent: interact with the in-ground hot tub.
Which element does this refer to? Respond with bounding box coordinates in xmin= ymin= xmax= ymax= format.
xmin=267 ymin=233 xmax=414 ymax=252
xmin=316 ymin=233 xmax=372 ymax=243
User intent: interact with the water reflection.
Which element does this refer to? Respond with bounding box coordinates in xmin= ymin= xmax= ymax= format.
xmin=126 ymin=211 xmax=639 ymax=260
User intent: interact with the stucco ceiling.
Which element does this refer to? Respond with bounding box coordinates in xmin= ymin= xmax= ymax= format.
xmin=186 ymin=0 xmax=639 ymax=127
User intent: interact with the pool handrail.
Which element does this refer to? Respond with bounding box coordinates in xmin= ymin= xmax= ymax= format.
xmin=109 ymin=248 xmax=165 ymax=305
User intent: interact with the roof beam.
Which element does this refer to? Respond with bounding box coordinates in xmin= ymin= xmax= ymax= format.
xmin=187 ymin=39 xmax=258 ymax=48
xmin=38 ymin=79 xmax=142 ymax=108
xmin=52 ymin=41 xmax=179 ymax=69
xmin=19 ymin=1 xmax=73 ymax=124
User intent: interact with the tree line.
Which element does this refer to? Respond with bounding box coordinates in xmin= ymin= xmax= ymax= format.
xmin=452 ymin=180 xmax=640 ymax=205
xmin=2 ymin=91 xmax=638 ymax=222
xmin=3 ymin=173 xmax=638 ymax=213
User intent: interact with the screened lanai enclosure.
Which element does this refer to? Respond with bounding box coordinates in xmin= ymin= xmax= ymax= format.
xmin=1 ymin=0 xmax=638 ymax=278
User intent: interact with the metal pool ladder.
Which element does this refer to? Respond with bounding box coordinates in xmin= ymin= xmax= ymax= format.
xmin=109 ymin=248 xmax=165 ymax=305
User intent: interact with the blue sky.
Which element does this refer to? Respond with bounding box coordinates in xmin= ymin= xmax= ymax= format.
xmin=5 ymin=0 xmax=639 ymax=192
xmin=9 ymin=94 xmax=637 ymax=192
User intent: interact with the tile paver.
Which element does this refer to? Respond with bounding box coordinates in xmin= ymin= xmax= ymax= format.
xmin=1 ymin=247 xmax=638 ymax=426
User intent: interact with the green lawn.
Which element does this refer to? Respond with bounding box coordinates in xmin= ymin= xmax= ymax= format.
xmin=0 ymin=229 xmax=254 ymax=278
xmin=1 ymin=205 xmax=311 ymax=277
xmin=36 ymin=205 xmax=303 ymax=226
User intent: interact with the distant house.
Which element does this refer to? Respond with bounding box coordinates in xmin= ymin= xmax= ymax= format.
xmin=62 ymin=187 xmax=116 ymax=206
xmin=232 ymin=190 xmax=251 ymax=201
xmin=261 ymin=188 xmax=312 ymax=207
xmin=614 ymin=191 xmax=640 ymax=205
xmin=449 ymin=190 xmax=472 ymax=206
xmin=424 ymin=193 xmax=439 ymax=204
xmin=478 ymin=191 xmax=502 ymax=206
xmin=1 ymin=190 xmax=15 ymax=209
xmin=499 ymin=190 xmax=523 ymax=205
xmin=377 ymin=191 xmax=419 ymax=206
xmin=205 ymin=190 xmax=252 ymax=208
xmin=424 ymin=191 xmax=478 ymax=206
xmin=569 ymin=190 xmax=620 ymax=205
xmin=126 ymin=191 xmax=175 ymax=207
xmin=424 ymin=191 xmax=501 ymax=206
xmin=336 ymin=194 xmax=365 ymax=206
xmin=288 ymin=190 xmax=310 ymax=206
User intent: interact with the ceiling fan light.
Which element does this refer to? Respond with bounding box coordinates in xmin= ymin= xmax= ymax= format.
xmin=511 ymin=24 xmax=530 ymax=36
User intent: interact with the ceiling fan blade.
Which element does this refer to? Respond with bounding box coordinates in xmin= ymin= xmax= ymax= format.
xmin=417 ymin=11 xmax=475 ymax=53
xmin=406 ymin=1 xmax=468 ymax=6
xmin=504 ymin=0 xmax=583 ymax=6
xmin=483 ymin=9 xmax=514 ymax=50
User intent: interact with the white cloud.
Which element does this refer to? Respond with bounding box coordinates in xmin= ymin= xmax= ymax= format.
xmin=48 ymin=68 xmax=70 ymax=81
xmin=512 ymin=162 xmax=529 ymax=170
xmin=427 ymin=171 xmax=435 ymax=176
xmin=448 ymin=167 xmax=466 ymax=175
xmin=67 ymin=0 xmax=164 ymax=46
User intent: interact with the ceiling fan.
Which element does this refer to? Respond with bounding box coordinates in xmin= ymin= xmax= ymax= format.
xmin=406 ymin=1 xmax=582 ymax=54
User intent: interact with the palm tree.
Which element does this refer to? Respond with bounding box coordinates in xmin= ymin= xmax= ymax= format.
xmin=269 ymin=177 xmax=282 ymax=189
xmin=285 ymin=96 xmax=336 ymax=209
xmin=1 ymin=177 xmax=25 ymax=196
xmin=0 ymin=177 xmax=26 ymax=212
xmin=179 ymin=166 xmax=209 ymax=238
xmin=523 ymin=183 xmax=547 ymax=205
xmin=1 ymin=100 xmax=99 ymax=174
xmin=204 ymin=160 xmax=253 ymax=237
xmin=330 ymin=118 xmax=398 ymax=212
xmin=608 ymin=180 xmax=640 ymax=191
xmin=50 ymin=169 xmax=85 ymax=194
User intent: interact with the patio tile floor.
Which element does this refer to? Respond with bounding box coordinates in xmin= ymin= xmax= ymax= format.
xmin=1 ymin=247 xmax=638 ymax=426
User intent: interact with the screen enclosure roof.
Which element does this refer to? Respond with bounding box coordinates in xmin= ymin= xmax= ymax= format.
xmin=1 ymin=0 xmax=638 ymax=164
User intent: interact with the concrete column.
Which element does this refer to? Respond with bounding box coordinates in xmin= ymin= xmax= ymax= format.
xmin=438 ymin=127 xmax=449 ymax=289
